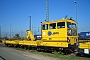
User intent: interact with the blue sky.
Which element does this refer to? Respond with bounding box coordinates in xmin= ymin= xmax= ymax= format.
xmin=0 ymin=0 xmax=90 ymax=36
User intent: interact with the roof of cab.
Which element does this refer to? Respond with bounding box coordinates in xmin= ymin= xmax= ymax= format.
xmin=42 ymin=18 xmax=76 ymax=25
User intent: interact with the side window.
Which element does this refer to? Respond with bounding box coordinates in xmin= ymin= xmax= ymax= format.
xmin=67 ymin=22 xmax=72 ymax=28
xmin=67 ymin=22 xmax=76 ymax=29
xmin=50 ymin=23 xmax=56 ymax=29
xmin=50 ymin=24 xmax=53 ymax=29
xmin=72 ymin=23 xmax=76 ymax=29
xmin=42 ymin=24 xmax=48 ymax=30
xmin=57 ymin=22 xmax=65 ymax=28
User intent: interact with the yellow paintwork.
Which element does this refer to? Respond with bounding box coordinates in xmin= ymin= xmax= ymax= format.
xmin=68 ymin=36 xmax=77 ymax=45
xmin=19 ymin=40 xmax=24 ymax=45
xmin=26 ymin=30 xmax=35 ymax=40
xmin=42 ymin=28 xmax=67 ymax=41
xmin=4 ymin=18 xmax=77 ymax=48
xmin=18 ymin=40 xmax=41 ymax=46
xmin=23 ymin=40 xmax=37 ymax=46
xmin=41 ymin=18 xmax=77 ymax=47
xmin=79 ymin=42 xmax=90 ymax=49
xmin=36 ymin=40 xmax=43 ymax=46
xmin=5 ymin=40 xmax=19 ymax=44
xmin=40 ymin=42 xmax=68 ymax=47
xmin=5 ymin=30 xmax=36 ymax=45
xmin=42 ymin=18 xmax=76 ymax=25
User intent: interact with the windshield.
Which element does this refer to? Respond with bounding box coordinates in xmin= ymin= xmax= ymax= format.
xmin=67 ymin=22 xmax=77 ymax=36
xmin=67 ymin=22 xmax=76 ymax=29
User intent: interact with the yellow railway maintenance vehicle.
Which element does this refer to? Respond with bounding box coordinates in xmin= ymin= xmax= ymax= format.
xmin=37 ymin=18 xmax=78 ymax=54
xmin=4 ymin=17 xmax=78 ymax=54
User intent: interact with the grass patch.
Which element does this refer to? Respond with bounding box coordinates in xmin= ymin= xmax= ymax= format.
xmin=13 ymin=47 xmax=90 ymax=60
xmin=27 ymin=50 xmax=90 ymax=60
xmin=15 ymin=48 xmax=26 ymax=51
xmin=50 ymin=54 xmax=90 ymax=60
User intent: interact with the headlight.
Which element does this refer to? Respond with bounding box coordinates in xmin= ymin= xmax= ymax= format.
xmin=67 ymin=37 xmax=70 ymax=42
xmin=67 ymin=39 xmax=70 ymax=42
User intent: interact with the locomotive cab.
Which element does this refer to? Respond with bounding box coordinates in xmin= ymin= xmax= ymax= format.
xmin=41 ymin=18 xmax=78 ymax=52
xmin=67 ymin=19 xmax=77 ymax=46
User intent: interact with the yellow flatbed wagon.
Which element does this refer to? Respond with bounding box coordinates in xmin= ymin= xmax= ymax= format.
xmin=23 ymin=40 xmax=37 ymax=46
xmin=4 ymin=40 xmax=19 ymax=47
xmin=79 ymin=42 xmax=90 ymax=55
xmin=5 ymin=40 xmax=19 ymax=44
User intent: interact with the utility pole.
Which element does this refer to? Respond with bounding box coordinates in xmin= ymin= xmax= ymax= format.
xmin=29 ymin=16 xmax=31 ymax=31
xmin=38 ymin=27 xmax=39 ymax=32
xmin=46 ymin=0 xmax=49 ymax=22
xmin=34 ymin=29 xmax=37 ymax=35
xmin=32 ymin=25 xmax=33 ymax=34
xmin=38 ymin=27 xmax=39 ymax=35
xmin=12 ymin=29 xmax=13 ymax=38
xmin=74 ymin=1 xmax=78 ymax=24
xmin=6 ymin=33 xmax=7 ymax=37
xmin=74 ymin=1 xmax=78 ymax=45
xmin=0 ymin=26 xmax=1 ymax=38
xmin=34 ymin=27 xmax=36 ymax=35
xmin=21 ymin=31 xmax=23 ymax=38
xmin=10 ymin=24 xmax=12 ymax=39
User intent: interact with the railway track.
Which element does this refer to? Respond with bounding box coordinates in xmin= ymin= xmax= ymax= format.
xmin=79 ymin=40 xmax=90 ymax=43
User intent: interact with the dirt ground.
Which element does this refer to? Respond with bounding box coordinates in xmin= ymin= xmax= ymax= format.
xmin=0 ymin=43 xmax=60 ymax=60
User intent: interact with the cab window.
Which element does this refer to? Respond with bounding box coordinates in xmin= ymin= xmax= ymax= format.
xmin=50 ymin=23 xmax=56 ymax=29
xmin=42 ymin=24 xmax=48 ymax=30
xmin=67 ymin=22 xmax=76 ymax=29
xmin=67 ymin=22 xmax=72 ymax=28
xmin=57 ymin=22 xmax=65 ymax=28
xmin=72 ymin=23 xmax=76 ymax=29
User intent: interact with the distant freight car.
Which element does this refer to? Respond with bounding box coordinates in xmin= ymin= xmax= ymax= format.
xmin=34 ymin=35 xmax=41 ymax=40
xmin=79 ymin=32 xmax=90 ymax=40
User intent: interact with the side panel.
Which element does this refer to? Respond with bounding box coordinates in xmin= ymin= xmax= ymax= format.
xmin=40 ymin=41 xmax=68 ymax=47
xmin=19 ymin=40 xmax=24 ymax=45
xmin=79 ymin=42 xmax=90 ymax=54
xmin=23 ymin=40 xmax=37 ymax=46
xmin=5 ymin=40 xmax=19 ymax=44
xmin=42 ymin=28 xmax=67 ymax=41
xmin=79 ymin=42 xmax=90 ymax=49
